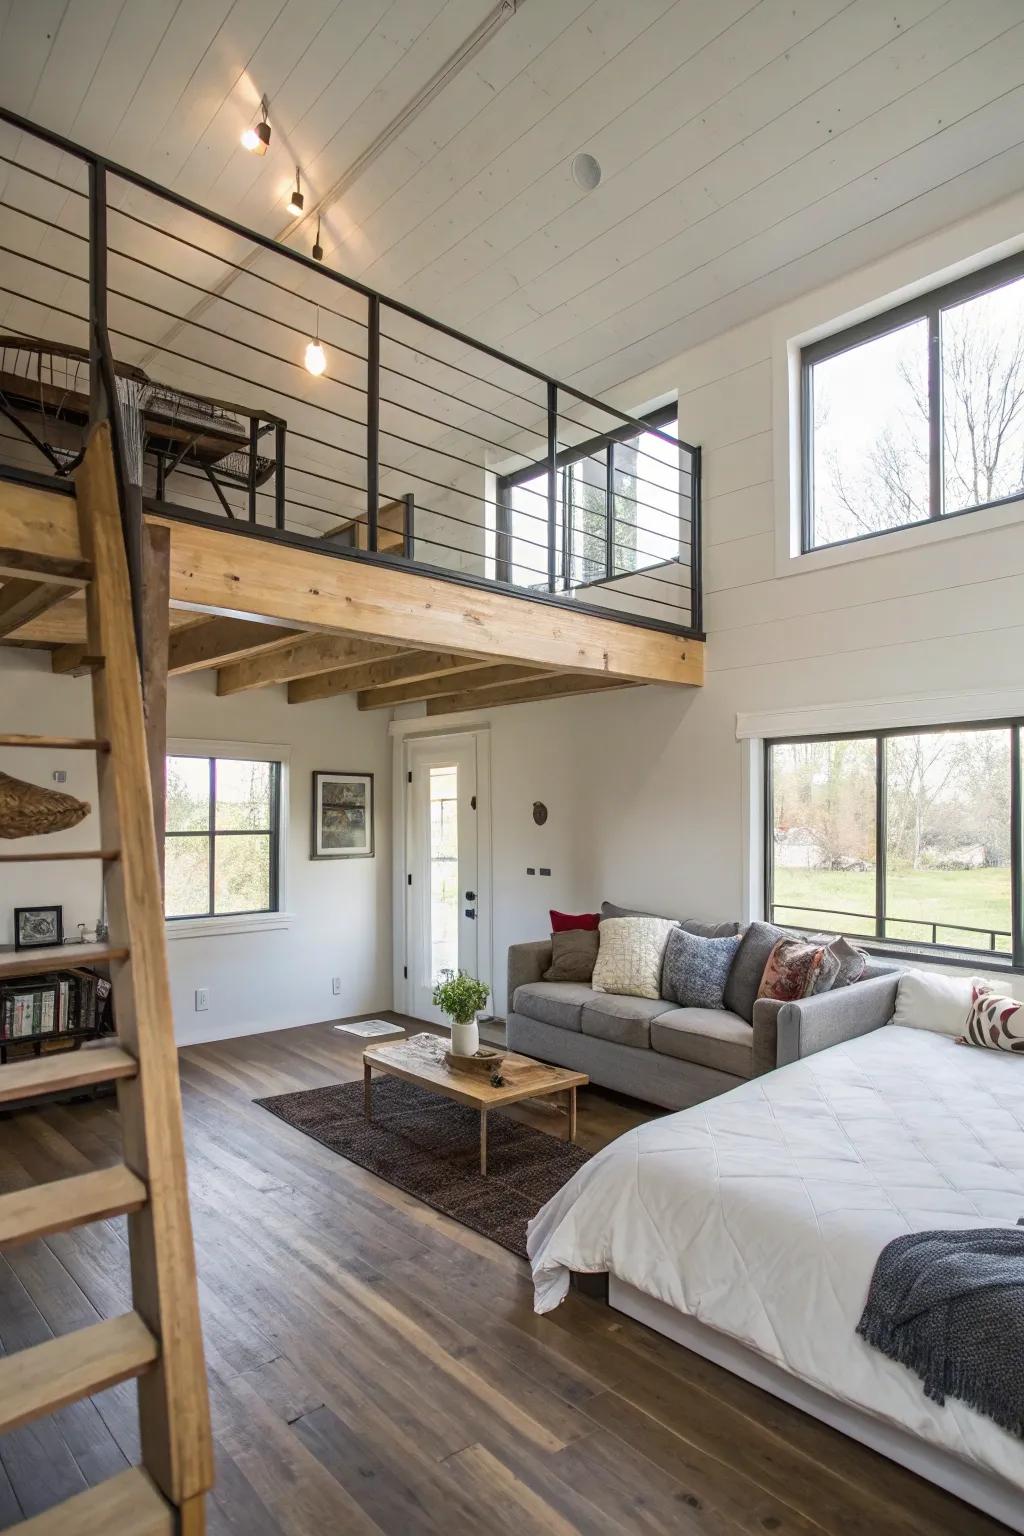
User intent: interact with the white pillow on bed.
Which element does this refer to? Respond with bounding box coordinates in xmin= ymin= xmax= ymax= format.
xmin=893 ymin=969 xmax=985 ymax=1037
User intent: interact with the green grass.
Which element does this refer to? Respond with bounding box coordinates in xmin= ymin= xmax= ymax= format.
xmin=773 ymin=866 xmax=1012 ymax=953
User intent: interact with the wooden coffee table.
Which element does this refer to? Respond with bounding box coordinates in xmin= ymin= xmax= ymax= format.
xmin=362 ymin=1034 xmax=588 ymax=1175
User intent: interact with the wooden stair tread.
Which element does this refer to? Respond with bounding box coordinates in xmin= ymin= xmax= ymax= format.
xmin=0 ymin=1043 xmax=137 ymax=1104
xmin=0 ymin=942 xmax=128 ymax=979
xmin=0 ymin=734 xmax=109 ymax=750
xmin=0 ymin=1312 xmax=158 ymax=1433
xmin=15 ymin=1468 xmax=172 ymax=1536
xmin=0 ymin=1165 xmax=146 ymax=1247
xmin=0 ymin=849 xmax=119 ymax=863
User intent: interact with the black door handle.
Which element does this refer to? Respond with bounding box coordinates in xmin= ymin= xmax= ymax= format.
xmin=465 ymin=890 xmax=476 ymax=900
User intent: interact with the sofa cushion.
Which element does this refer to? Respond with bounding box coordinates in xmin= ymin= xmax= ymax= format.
xmin=662 ymin=926 xmax=741 ymax=1009
xmin=543 ymin=927 xmax=599 ymax=983
xmin=581 ymin=993 xmax=672 ymax=1050
xmin=651 ymin=1008 xmax=754 ymax=1079
xmin=512 ymin=981 xmax=597 ymax=1033
xmin=722 ymin=920 xmax=787 ymax=1023
xmin=592 ymin=915 xmax=676 ymax=1000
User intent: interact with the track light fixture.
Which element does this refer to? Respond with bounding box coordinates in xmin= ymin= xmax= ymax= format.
xmin=241 ymin=99 xmax=271 ymax=155
xmin=305 ymin=305 xmax=326 ymax=376
xmin=286 ymin=167 xmax=304 ymax=216
xmin=312 ymin=215 xmax=324 ymax=262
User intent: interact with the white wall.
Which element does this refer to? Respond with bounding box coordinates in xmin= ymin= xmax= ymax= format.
xmin=0 ymin=651 xmax=392 ymax=1045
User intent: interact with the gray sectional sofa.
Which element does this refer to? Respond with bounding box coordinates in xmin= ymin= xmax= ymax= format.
xmin=506 ymin=924 xmax=900 ymax=1111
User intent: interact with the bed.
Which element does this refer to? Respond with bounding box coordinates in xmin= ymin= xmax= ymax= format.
xmin=528 ymin=1023 xmax=1024 ymax=1529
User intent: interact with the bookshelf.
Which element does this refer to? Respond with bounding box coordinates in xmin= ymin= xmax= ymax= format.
xmin=0 ymin=951 xmax=113 ymax=1071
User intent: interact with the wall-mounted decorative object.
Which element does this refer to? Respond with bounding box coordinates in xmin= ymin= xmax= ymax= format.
xmin=312 ymin=771 xmax=374 ymax=859
xmin=532 ymin=801 xmax=548 ymax=826
xmin=0 ymin=771 xmax=89 ymax=839
xmin=14 ymin=904 xmax=63 ymax=951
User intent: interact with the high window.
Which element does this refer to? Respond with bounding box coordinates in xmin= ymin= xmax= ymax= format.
xmin=165 ymin=751 xmax=282 ymax=920
xmin=802 ymin=252 xmax=1024 ymax=551
xmin=495 ymin=405 xmax=682 ymax=591
xmin=766 ymin=722 xmax=1022 ymax=967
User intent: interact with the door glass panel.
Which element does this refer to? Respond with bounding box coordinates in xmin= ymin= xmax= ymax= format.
xmin=770 ymin=738 xmax=877 ymax=935
xmin=429 ymin=765 xmax=459 ymax=982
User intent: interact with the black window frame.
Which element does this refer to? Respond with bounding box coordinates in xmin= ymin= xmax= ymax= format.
xmin=495 ymin=402 xmax=683 ymax=591
xmin=801 ymin=248 xmax=1024 ymax=554
xmin=165 ymin=752 xmax=282 ymax=922
xmin=764 ymin=719 xmax=1024 ymax=972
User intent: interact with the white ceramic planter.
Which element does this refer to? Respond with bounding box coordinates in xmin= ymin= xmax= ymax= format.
xmin=449 ymin=1018 xmax=479 ymax=1056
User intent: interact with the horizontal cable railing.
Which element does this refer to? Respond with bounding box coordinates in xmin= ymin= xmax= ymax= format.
xmin=0 ymin=107 xmax=702 ymax=640
xmin=771 ymin=901 xmax=1012 ymax=954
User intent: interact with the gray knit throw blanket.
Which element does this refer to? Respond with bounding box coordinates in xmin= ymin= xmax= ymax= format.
xmin=857 ymin=1227 xmax=1024 ymax=1437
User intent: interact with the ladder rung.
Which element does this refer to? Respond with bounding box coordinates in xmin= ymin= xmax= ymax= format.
xmin=0 ymin=942 xmax=129 ymax=980
xmin=0 ymin=1312 xmax=158 ymax=1433
xmin=0 ymin=1165 xmax=147 ymax=1247
xmin=0 ymin=734 xmax=110 ymax=750
xmin=0 ymin=849 xmax=120 ymax=863
xmin=15 ymin=1468 xmax=172 ymax=1536
xmin=0 ymin=1044 xmax=137 ymax=1104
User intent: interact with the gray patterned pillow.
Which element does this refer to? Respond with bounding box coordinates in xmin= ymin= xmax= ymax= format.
xmin=661 ymin=925 xmax=742 ymax=1011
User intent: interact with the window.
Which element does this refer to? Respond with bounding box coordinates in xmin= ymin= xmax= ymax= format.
xmin=802 ymin=252 xmax=1024 ymax=551
xmin=766 ymin=723 xmax=1023 ymax=966
xmin=165 ymin=752 xmax=282 ymax=920
xmin=495 ymin=404 xmax=682 ymax=592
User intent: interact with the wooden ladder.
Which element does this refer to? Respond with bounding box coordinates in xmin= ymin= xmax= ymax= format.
xmin=0 ymin=424 xmax=213 ymax=1533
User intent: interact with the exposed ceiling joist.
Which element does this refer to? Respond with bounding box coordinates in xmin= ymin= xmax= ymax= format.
xmin=217 ymin=634 xmax=405 ymax=696
xmin=287 ymin=650 xmax=487 ymax=706
xmin=0 ymin=579 xmax=74 ymax=639
xmin=168 ymin=617 xmax=301 ymax=676
xmin=50 ymin=644 xmax=102 ymax=677
xmin=357 ymin=663 xmax=551 ymax=711
xmin=425 ymin=674 xmax=638 ymax=715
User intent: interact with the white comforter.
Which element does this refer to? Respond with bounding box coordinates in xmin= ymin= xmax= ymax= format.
xmin=529 ymin=1024 xmax=1024 ymax=1487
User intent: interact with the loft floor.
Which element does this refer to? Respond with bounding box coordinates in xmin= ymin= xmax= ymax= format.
xmin=0 ymin=1019 xmax=1004 ymax=1535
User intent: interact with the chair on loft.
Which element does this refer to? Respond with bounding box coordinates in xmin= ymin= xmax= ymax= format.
xmin=0 ymin=337 xmax=285 ymax=518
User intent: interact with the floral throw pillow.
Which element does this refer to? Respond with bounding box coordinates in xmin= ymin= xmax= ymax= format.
xmin=757 ymin=936 xmax=841 ymax=1003
xmin=959 ymin=984 xmax=1024 ymax=1053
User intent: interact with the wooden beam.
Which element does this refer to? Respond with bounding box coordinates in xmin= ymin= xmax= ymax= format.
xmin=288 ymin=650 xmax=485 ymax=705
xmin=142 ymin=524 xmax=170 ymax=889
xmin=0 ymin=483 xmax=89 ymax=582
xmin=218 ymin=634 xmax=403 ymax=696
xmin=357 ymin=663 xmax=549 ymax=710
xmin=50 ymin=644 xmax=103 ymax=677
xmin=424 ymin=674 xmax=639 ymax=715
xmin=0 ymin=578 xmax=74 ymax=638
xmin=167 ymin=616 xmax=299 ymax=675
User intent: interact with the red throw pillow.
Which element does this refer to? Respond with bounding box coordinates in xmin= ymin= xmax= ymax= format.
xmin=550 ymin=909 xmax=600 ymax=933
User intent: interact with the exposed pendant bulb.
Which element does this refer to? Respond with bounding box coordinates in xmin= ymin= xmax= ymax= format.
xmin=242 ymin=100 xmax=271 ymax=155
xmin=312 ymin=215 xmax=324 ymax=262
xmin=305 ymin=305 xmax=326 ymax=376
xmin=286 ymin=167 xmax=304 ymax=216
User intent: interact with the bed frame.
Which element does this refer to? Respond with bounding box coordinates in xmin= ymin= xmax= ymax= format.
xmin=606 ymin=1276 xmax=1024 ymax=1534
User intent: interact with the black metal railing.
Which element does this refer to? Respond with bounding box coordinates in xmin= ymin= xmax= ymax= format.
xmin=771 ymin=901 xmax=1012 ymax=955
xmin=0 ymin=107 xmax=702 ymax=640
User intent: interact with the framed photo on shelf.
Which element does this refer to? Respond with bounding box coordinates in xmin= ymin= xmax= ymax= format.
xmin=311 ymin=771 xmax=374 ymax=859
xmin=14 ymin=904 xmax=63 ymax=950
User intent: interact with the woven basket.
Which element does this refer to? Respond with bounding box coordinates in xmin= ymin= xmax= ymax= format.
xmin=0 ymin=770 xmax=90 ymax=839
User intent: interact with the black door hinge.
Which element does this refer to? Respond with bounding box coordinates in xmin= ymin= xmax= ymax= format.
xmin=470 ymin=794 xmax=477 ymax=810
xmin=403 ymin=965 xmax=407 ymax=979
xmin=407 ymin=873 xmax=412 ymax=885
xmin=407 ymin=771 xmax=412 ymax=783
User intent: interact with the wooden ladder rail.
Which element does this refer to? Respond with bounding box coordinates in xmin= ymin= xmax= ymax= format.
xmin=74 ymin=420 xmax=213 ymax=1531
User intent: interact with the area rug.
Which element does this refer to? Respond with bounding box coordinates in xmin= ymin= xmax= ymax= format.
xmin=254 ymin=1076 xmax=591 ymax=1260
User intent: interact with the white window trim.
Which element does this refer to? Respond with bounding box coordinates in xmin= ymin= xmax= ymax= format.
xmin=164 ymin=738 xmax=290 ymax=939
xmin=771 ymin=215 xmax=1024 ymax=580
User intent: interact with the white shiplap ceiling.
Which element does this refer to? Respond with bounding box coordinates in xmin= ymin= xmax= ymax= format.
xmin=2 ymin=0 xmax=1024 ymax=401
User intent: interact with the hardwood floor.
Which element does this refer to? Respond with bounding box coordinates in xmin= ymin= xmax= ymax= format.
xmin=0 ymin=1017 xmax=1011 ymax=1534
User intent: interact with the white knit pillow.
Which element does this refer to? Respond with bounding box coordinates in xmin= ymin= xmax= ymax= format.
xmin=591 ymin=916 xmax=676 ymax=1000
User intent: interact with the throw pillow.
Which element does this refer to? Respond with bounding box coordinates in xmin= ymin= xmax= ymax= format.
xmin=543 ymin=927 xmax=600 ymax=983
xmin=722 ymin=920 xmax=787 ymax=1023
xmin=601 ymin=899 xmax=670 ymax=921
xmin=757 ymin=936 xmax=841 ymax=1003
xmin=680 ymin=917 xmax=742 ymax=939
xmin=827 ymin=934 xmax=868 ymax=988
xmin=661 ymin=926 xmax=741 ymax=1010
xmin=591 ymin=915 xmax=676 ymax=1000
xmin=893 ymin=970 xmax=985 ymax=1037
xmin=550 ymin=909 xmax=600 ymax=933
xmin=959 ymin=984 xmax=1024 ymax=1053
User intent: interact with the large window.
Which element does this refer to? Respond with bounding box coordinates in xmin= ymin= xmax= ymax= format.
xmin=766 ymin=722 xmax=1022 ymax=966
xmin=802 ymin=253 xmax=1024 ymax=551
xmin=165 ymin=752 xmax=282 ymax=920
xmin=495 ymin=405 xmax=682 ymax=591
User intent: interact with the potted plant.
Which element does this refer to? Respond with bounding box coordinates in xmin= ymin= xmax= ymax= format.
xmin=432 ymin=968 xmax=490 ymax=1057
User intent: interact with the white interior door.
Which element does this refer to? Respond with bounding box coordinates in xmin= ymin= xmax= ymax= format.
xmin=405 ymin=735 xmax=480 ymax=1024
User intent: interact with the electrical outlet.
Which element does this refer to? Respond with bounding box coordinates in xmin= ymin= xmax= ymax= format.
xmin=195 ymin=987 xmax=209 ymax=1012
xmin=52 ymin=769 xmax=67 ymax=785
xmin=332 ymin=977 xmax=341 ymax=996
